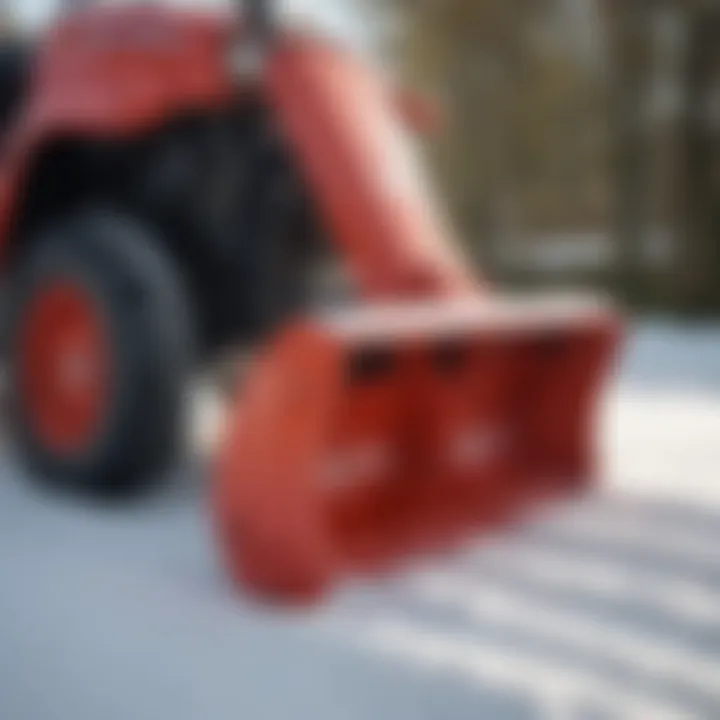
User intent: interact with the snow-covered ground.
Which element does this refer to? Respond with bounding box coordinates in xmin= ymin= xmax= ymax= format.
xmin=1 ymin=322 xmax=719 ymax=720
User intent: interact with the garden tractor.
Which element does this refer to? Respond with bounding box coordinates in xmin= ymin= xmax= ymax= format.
xmin=0 ymin=0 xmax=621 ymax=602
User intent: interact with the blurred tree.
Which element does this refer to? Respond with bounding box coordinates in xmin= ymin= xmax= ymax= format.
xmin=600 ymin=0 xmax=720 ymax=315
xmin=601 ymin=0 xmax=655 ymax=304
xmin=373 ymin=0 xmax=611 ymax=278
xmin=677 ymin=7 xmax=720 ymax=314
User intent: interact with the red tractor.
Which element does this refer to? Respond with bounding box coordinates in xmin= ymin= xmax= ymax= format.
xmin=2 ymin=0 xmax=328 ymax=495
xmin=0 ymin=1 xmax=620 ymax=600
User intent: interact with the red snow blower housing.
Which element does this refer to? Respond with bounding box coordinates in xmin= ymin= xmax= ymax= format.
xmin=216 ymin=299 xmax=618 ymax=601
xmin=213 ymin=1 xmax=621 ymax=601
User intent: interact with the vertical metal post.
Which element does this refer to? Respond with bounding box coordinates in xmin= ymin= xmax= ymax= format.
xmin=244 ymin=0 xmax=275 ymax=47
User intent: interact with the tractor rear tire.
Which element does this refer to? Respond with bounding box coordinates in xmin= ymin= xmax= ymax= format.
xmin=7 ymin=211 xmax=195 ymax=499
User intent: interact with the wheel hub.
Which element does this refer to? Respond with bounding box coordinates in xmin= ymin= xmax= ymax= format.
xmin=19 ymin=282 xmax=110 ymax=454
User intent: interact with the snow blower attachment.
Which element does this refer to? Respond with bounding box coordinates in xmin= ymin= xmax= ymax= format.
xmin=215 ymin=298 xmax=620 ymax=602
xmin=212 ymin=0 xmax=622 ymax=603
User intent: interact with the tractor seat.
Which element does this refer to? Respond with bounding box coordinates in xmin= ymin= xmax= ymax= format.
xmin=0 ymin=40 xmax=31 ymax=134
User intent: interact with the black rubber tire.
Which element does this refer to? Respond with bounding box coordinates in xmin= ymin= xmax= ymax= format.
xmin=6 ymin=210 xmax=195 ymax=499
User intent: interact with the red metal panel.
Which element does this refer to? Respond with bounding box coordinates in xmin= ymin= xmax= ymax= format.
xmin=267 ymin=36 xmax=477 ymax=300
xmin=0 ymin=5 xmax=236 ymax=258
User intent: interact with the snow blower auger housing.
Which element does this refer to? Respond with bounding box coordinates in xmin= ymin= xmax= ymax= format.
xmin=216 ymin=299 xmax=619 ymax=601
xmin=0 ymin=0 xmax=620 ymax=598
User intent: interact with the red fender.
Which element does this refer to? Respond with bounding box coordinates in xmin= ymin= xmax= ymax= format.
xmin=0 ymin=5 xmax=236 ymax=258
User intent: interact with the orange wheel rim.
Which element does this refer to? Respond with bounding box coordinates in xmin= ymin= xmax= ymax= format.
xmin=19 ymin=282 xmax=111 ymax=454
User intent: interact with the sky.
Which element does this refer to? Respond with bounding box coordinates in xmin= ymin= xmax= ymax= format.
xmin=9 ymin=0 xmax=363 ymax=35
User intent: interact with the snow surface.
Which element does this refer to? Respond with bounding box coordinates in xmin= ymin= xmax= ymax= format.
xmin=1 ymin=322 xmax=719 ymax=720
